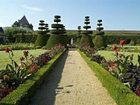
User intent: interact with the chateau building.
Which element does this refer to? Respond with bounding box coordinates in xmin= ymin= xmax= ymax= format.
xmin=12 ymin=16 xmax=33 ymax=30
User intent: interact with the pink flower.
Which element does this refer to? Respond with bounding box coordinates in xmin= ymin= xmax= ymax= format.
xmin=120 ymin=40 xmax=126 ymax=46
xmin=113 ymin=45 xmax=119 ymax=53
xmin=108 ymin=60 xmax=117 ymax=71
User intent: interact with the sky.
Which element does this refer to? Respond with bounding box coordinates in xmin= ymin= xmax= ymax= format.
xmin=1 ymin=0 xmax=140 ymax=30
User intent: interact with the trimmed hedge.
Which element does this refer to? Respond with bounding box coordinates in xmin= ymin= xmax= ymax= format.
xmin=104 ymin=35 xmax=140 ymax=45
xmin=46 ymin=35 xmax=67 ymax=49
xmin=80 ymin=34 xmax=94 ymax=47
xmin=79 ymin=51 xmax=140 ymax=105
xmin=35 ymin=34 xmax=50 ymax=48
xmin=0 ymin=50 xmax=66 ymax=105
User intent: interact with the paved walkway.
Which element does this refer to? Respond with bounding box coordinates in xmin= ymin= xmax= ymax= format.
xmin=30 ymin=51 xmax=117 ymax=105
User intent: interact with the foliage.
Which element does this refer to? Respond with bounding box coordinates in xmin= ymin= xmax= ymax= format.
xmin=0 ymin=45 xmax=65 ymax=100
xmin=0 ymin=50 xmax=65 ymax=105
xmin=0 ymin=43 xmax=35 ymax=51
xmin=35 ymin=20 xmax=49 ymax=48
xmin=0 ymin=49 xmax=38 ymax=100
xmin=79 ymin=51 xmax=140 ymax=105
xmin=104 ymin=35 xmax=140 ymax=45
xmin=93 ymin=19 xmax=106 ymax=49
xmin=80 ymin=34 xmax=94 ymax=47
xmin=5 ymin=27 xmax=33 ymax=43
xmin=80 ymin=16 xmax=94 ymax=48
xmin=35 ymin=34 xmax=50 ymax=48
xmin=93 ymin=35 xmax=106 ymax=49
xmin=80 ymin=39 xmax=140 ymax=98
xmin=46 ymin=15 xmax=67 ymax=49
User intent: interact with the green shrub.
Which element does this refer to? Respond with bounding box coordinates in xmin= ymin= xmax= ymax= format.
xmin=79 ymin=51 xmax=140 ymax=105
xmin=46 ymin=34 xmax=66 ymax=49
xmin=46 ymin=15 xmax=67 ymax=49
xmin=80 ymin=34 xmax=94 ymax=47
xmin=80 ymin=16 xmax=94 ymax=47
xmin=93 ymin=35 xmax=106 ymax=49
xmin=35 ymin=34 xmax=49 ymax=48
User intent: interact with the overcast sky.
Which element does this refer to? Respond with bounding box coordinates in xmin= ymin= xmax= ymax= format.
xmin=1 ymin=0 xmax=140 ymax=30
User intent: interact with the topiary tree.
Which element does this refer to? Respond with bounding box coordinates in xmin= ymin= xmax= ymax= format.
xmin=80 ymin=16 xmax=94 ymax=47
xmin=35 ymin=20 xmax=49 ymax=48
xmin=46 ymin=15 xmax=67 ymax=49
xmin=76 ymin=26 xmax=82 ymax=45
xmin=93 ymin=19 xmax=106 ymax=49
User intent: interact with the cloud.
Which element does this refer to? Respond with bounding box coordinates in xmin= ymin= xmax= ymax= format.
xmin=22 ymin=5 xmax=43 ymax=12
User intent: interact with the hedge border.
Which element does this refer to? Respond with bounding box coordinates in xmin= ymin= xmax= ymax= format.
xmin=0 ymin=50 xmax=66 ymax=105
xmin=79 ymin=50 xmax=140 ymax=105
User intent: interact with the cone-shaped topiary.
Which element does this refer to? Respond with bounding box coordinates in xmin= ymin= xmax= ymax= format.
xmin=76 ymin=26 xmax=82 ymax=45
xmin=93 ymin=19 xmax=106 ymax=49
xmin=80 ymin=16 xmax=94 ymax=47
xmin=35 ymin=20 xmax=49 ymax=48
xmin=46 ymin=15 xmax=67 ymax=49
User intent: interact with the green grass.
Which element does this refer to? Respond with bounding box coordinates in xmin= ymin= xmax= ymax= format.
xmin=98 ymin=50 xmax=139 ymax=64
xmin=0 ymin=49 xmax=46 ymax=69
xmin=79 ymin=50 xmax=140 ymax=105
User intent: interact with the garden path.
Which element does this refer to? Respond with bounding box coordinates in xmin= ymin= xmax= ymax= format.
xmin=30 ymin=50 xmax=117 ymax=105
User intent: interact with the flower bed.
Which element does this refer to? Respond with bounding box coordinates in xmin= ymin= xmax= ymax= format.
xmin=0 ymin=44 xmax=65 ymax=104
xmin=79 ymin=51 xmax=140 ymax=105
xmin=79 ymin=39 xmax=140 ymax=105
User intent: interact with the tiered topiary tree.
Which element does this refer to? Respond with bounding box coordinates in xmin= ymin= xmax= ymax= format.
xmin=76 ymin=26 xmax=82 ymax=45
xmin=80 ymin=16 xmax=94 ymax=47
xmin=46 ymin=15 xmax=67 ymax=49
xmin=93 ymin=19 xmax=106 ymax=49
xmin=35 ymin=20 xmax=49 ymax=48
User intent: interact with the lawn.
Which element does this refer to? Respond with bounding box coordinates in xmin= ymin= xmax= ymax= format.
xmin=0 ymin=49 xmax=46 ymax=69
xmin=98 ymin=50 xmax=140 ymax=64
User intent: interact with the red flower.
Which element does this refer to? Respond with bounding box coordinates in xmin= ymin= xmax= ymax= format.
xmin=113 ymin=45 xmax=119 ymax=53
xmin=23 ymin=51 xmax=29 ymax=57
xmin=29 ymin=64 xmax=38 ymax=73
xmin=20 ymin=57 xmax=25 ymax=61
xmin=108 ymin=60 xmax=117 ymax=71
xmin=4 ymin=48 xmax=10 ymax=53
xmin=120 ymin=40 xmax=126 ymax=46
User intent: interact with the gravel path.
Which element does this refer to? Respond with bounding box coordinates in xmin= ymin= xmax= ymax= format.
xmin=30 ymin=50 xmax=117 ymax=105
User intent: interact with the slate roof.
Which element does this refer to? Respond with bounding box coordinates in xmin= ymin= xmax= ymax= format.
xmin=19 ymin=16 xmax=29 ymax=26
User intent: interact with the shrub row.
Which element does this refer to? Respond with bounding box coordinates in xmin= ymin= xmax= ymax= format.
xmin=0 ymin=43 xmax=35 ymax=51
xmin=79 ymin=51 xmax=140 ymax=105
xmin=0 ymin=50 xmax=66 ymax=105
xmin=103 ymin=35 xmax=140 ymax=45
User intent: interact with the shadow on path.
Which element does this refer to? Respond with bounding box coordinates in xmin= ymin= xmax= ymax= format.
xmin=29 ymin=51 xmax=68 ymax=105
